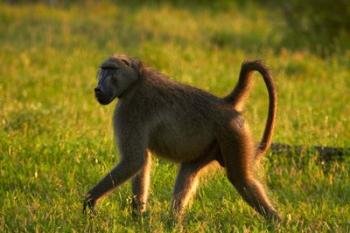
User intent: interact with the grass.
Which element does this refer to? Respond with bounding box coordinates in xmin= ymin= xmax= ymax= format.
xmin=0 ymin=1 xmax=349 ymax=232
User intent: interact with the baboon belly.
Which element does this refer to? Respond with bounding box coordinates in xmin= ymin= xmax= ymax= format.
xmin=149 ymin=123 xmax=214 ymax=162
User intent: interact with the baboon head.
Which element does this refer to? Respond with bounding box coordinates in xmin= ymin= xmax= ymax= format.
xmin=94 ymin=54 xmax=142 ymax=105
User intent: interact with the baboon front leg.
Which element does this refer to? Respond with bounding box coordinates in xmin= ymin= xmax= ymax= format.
xmin=172 ymin=155 xmax=215 ymax=219
xmin=131 ymin=151 xmax=152 ymax=214
xmin=83 ymin=154 xmax=146 ymax=213
xmin=219 ymin=126 xmax=281 ymax=221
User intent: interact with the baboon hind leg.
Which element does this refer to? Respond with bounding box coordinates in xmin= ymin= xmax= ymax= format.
xmin=172 ymin=153 xmax=216 ymax=219
xmin=131 ymin=151 xmax=152 ymax=214
xmin=219 ymin=126 xmax=281 ymax=221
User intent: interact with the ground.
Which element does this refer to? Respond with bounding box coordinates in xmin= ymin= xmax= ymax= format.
xmin=0 ymin=1 xmax=349 ymax=232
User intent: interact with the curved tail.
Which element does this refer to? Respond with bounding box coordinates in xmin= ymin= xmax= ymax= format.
xmin=224 ymin=60 xmax=277 ymax=160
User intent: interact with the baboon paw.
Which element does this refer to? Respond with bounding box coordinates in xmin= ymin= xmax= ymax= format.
xmin=267 ymin=211 xmax=282 ymax=223
xmin=83 ymin=193 xmax=96 ymax=215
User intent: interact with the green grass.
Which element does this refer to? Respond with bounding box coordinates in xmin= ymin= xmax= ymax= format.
xmin=1 ymin=1 xmax=349 ymax=232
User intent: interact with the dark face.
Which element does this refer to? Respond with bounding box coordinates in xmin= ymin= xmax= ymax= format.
xmin=94 ymin=67 xmax=118 ymax=105
xmin=94 ymin=55 xmax=140 ymax=105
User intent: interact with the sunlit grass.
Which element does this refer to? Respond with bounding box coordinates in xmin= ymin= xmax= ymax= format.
xmin=0 ymin=2 xmax=349 ymax=232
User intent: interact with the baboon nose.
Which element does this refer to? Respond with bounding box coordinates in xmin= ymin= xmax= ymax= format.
xmin=94 ymin=87 xmax=101 ymax=93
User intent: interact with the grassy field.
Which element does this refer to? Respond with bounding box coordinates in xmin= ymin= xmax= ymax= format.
xmin=0 ymin=1 xmax=349 ymax=232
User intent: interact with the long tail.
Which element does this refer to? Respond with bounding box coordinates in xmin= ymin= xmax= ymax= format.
xmin=224 ymin=60 xmax=277 ymax=160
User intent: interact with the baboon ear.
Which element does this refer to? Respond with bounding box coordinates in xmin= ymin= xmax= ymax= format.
xmin=113 ymin=54 xmax=144 ymax=76
xmin=119 ymin=57 xmax=141 ymax=69
xmin=129 ymin=58 xmax=144 ymax=76
xmin=120 ymin=58 xmax=131 ymax=67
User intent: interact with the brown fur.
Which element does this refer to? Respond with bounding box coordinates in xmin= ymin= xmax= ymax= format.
xmin=84 ymin=54 xmax=280 ymax=222
xmin=224 ymin=61 xmax=277 ymax=160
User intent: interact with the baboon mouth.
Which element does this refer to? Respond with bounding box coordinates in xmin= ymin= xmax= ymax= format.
xmin=95 ymin=94 xmax=111 ymax=105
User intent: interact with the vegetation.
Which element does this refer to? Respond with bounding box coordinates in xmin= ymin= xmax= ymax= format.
xmin=0 ymin=1 xmax=349 ymax=232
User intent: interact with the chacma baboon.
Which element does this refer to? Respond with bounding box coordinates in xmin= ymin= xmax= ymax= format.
xmin=83 ymin=54 xmax=280 ymax=221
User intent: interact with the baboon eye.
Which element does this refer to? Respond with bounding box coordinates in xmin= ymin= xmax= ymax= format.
xmin=101 ymin=64 xmax=119 ymax=70
xmin=97 ymin=68 xmax=118 ymax=80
